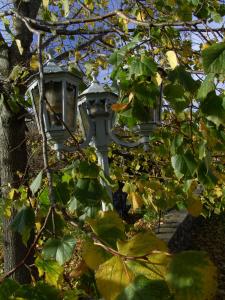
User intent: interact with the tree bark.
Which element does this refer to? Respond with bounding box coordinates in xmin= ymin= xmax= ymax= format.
xmin=0 ymin=101 xmax=34 ymax=283
xmin=0 ymin=0 xmax=41 ymax=283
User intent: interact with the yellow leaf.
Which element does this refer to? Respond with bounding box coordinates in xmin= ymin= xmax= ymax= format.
xmin=15 ymin=39 xmax=23 ymax=55
xmin=8 ymin=188 xmax=17 ymax=200
xmin=96 ymin=256 xmax=134 ymax=300
xmin=201 ymin=43 xmax=210 ymax=50
xmin=117 ymin=232 xmax=168 ymax=257
xmin=75 ymin=51 xmax=81 ymax=61
xmin=127 ymin=252 xmax=170 ymax=280
xmin=187 ymin=195 xmax=203 ymax=217
xmin=35 ymin=222 xmax=41 ymax=231
xmin=4 ymin=199 xmax=12 ymax=218
xmin=166 ymin=50 xmax=179 ymax=69
xmin=104 ymin=37 xmax=115 ymax=47
xmin=128 ymin=192 xmax=143 ymax=211
xmin=87 ymin=211 xmax=125 ymax=247
xmin=30 ymin=55 xmax=39 ymax=70
xmin=136 ymin=180 xmax=145 ymax=193
xmin=111 ymin=103 xmax=130 ymax=112
xmin=136 ymin=11 xmax=145 ymax=21
xmin=63 ymin=0 xmax=69 ymax=17
xmin=35 ymin=257 xmax=63 ymax=287
xmin=213 ymin=185 xmax=223 ymax=197
xmin=152 ymin=72 xmax=162 ymax=86
xmin=119 ymin=17 xmax=128 ymax=33
xmin=42 ymin=0 xmax=49 ymax=8
xmin=82 ymin=240 xmax=110 ymax=270
xmin=128 ymin=92 xmax=134 ymax=102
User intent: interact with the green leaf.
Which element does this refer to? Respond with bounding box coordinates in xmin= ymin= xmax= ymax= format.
xmin=134 ymin=82 xmax=160 ymax=104
xmin=70 ymin=160 xmax=99 ymax=179
xmin=170 ymin=135 xmax=184 ymax=155
xmin=168 ymin=66 xmax=200 ymax=93
xmin=197 ymin=161 xmax=217 ymax=186
xmin=15 ymin=282 xmax=60 ymax=300
xmin=35 ymin=257 xmax=63 ymax=287
xmin=109 ymin=48 xmax=127 ymax=66
xmin=0 ymin=279 xmax=19 ymax=299
xmin=67 ymin=196 xmax=79 ymax=213
xmin=183 ymin=151 xmax=198 ymax=176
xmin=200 ymin=92 xmax=225 ymax=126
xmin=132 ymin=98 xmax=155 ymax=122
xmin=166 ymin=251 xmax=217 ymax=300
xmin=43 ymin=235 xmax=76 ymax=265
xmin=171 ymin=152 xmax=197 ymax=180
xmin=46 ymin=211 xmax=65 ymax=235
xmin=198 ymin=141 xmax=207 ymax=160
xmin=74 ymin=178 xmax=106 ymax=205
xmin=202 ymin=42 xmax=225 ymax=74
xmin=95 ymin=256 xmax=134 ymax=300
xmin=10 ymin=207 xmax=35 ymax=245
xmin=164 ymin=84 xmax=188 ymax=112
xmin=54 ymin=182 xmax=70 ymax=205
xmin=171 ymin=154 xmax=185 ymax=180
xmin=128 ymin=55 xmax=157 ymax=78
xmin=87 ymin=211 xmax=125 ymax=248
xmin=117 ymin=232 xmax=167 ymax=257
xmin=38 ymin=187 xmax=50 ymax=206
xmin=117 ymin=276 xmax=172 ymax=300
xmin=30 ymin=170 xmax=43 ymax=195
xmin=197 ymin=74 xmax=215 ymax=99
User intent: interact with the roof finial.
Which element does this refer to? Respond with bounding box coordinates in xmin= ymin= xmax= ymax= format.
xmin=91 ymin=71 xmax=98 ymax=84
xmin=47 ymin=49 xmax=56 ymax=61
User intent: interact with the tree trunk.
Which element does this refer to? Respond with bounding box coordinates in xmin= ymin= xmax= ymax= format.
xmin=0 ymin=0 xmax=41 ymax=283
xmin=0 ymin=102 xmax=33 ymax=283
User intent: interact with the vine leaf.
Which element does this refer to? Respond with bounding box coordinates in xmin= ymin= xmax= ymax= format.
xmin=42 ymin=235 xmax=76 ymax=265
xmin=35 ymin=257 xmax=63 ymax=287
xmin=10 ymin=206 xmax=35 ymax=245
xmin=117 ymin=232 xmax=168 ymax=257
xmin=63 ymin=0 xmax=69 ymax=16
xmin=186 ymin=195 xmax=203 ymax=217
xmin=15 ymin=39 xmax=23 ymax=55
xmin=200 ymin=92 xmax=225 ymax=127
xmin=30 ymin=170 xmax=43 ymax=195
xmin=197 ymin=74 xmax=215 ymax=99
xmin=128 ymin=192 xmax=143 ymax=211
xmin=82 ymin=239 xmax=111 ymax=270
xmin=117 ymin=275 xmax=172 ymax=300
xmin=30 ymin=55 xmax=39 ymax=71
xmin=166 ymin=50 xmax=179 ymax=70
xmin=171 ymin=151 xmax=197 ymax=180
xmin=0 ymin=279 xmax=19 ymax=299
xmin=73 ymin=160 xmax=100 ymax=179
xmin=42 ymin=0 xmax=49 ymax=8
xmin=166 ymin=251 xmax=217 ymax=300
xmin=15 ymin=282 xmax=61 ymax=299
xmin=127 ymin=253 xmax=171 ymax=281
xmin=202 ymin=42 xmax=225 ymax=74
xmin=87 ymin=211 xmax=125 ymax=248
xmin=95 ymin=256 xmax=134 ymax=300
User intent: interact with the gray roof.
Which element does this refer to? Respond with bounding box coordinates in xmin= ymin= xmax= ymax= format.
xmin=43 ymin=60 xmax=67 ymax=74
xmin=80 ymin=77 xmax=116 ymax=96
